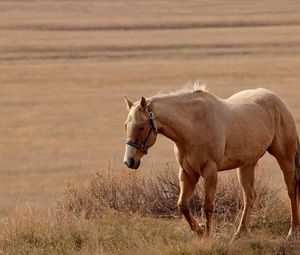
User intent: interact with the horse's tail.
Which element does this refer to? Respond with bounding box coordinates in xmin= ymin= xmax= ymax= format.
xmin=295 ymin=136 xmax=300 ymax=196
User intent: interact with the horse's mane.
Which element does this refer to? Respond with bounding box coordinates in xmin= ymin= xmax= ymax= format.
xmin=153 ymin=81 xmax=208 ymax=99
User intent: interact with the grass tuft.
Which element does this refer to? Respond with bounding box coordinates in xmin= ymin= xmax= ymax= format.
xmin=0 ymin=166 xmax=297 ymax=254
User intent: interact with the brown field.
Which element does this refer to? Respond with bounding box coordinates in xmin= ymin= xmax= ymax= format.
xmin=1 ymin=0 xmax=300 ymax=254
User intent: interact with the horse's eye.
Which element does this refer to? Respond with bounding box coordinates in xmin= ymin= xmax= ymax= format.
xmin=139 ymin=127 xmax=145 ymax=131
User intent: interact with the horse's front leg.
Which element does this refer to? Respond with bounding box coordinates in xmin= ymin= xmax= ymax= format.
xmin=177 ymin=168 xmax=204 ymax=236
xmin=202 ymin=162 xmax=218 ymax=237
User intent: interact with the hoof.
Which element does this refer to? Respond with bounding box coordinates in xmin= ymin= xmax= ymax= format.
xmin=286 ymin=226 xmax=300 ymax=240
xmin=194 ymin=224 xmax=205 ymax=237
xmin=231 ymin=233 xmax=243 ymax=243
xmin=231 ymin=234 xmax=239 ymax=242
xmin=231 ymin=229 xmax=250 ymax=242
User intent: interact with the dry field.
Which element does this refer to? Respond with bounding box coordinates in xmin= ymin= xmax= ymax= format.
xmin=0 ymin=167 xmax=298 ymax=254
xmin=1 ymin=0 xmax=300 ymax=253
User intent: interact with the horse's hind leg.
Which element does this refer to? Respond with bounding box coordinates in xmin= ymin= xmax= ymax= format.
xmin=233 ymin=162 xmax=257 ymax=239
xmin=177 ymin=168 xmax=204 ymax=236
xmin=276 ymin=156 xmax=299 ymax=238
xmin=202 ymin=161 xmax=218 ymax=237
xmin=268 ymin=135 xmax=300 ymax=239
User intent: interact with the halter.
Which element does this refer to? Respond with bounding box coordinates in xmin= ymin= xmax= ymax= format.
xmin=126 ymin=111 xmax=157 ymax=155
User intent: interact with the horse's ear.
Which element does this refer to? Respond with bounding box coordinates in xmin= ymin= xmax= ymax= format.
xmin=140 ymin=96 xmax=148 ymax=112
xmin=124 ymin=96 xmax=133 ymax=111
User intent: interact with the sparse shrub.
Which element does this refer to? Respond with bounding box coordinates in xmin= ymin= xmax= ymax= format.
xmin=58 ymin=164 xmax=288 ymax=228
xmin=0 ymin=165 xmax=294 ymax=255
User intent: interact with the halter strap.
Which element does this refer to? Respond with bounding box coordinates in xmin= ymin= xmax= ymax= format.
xmin=126 ymin=111 xmax=157 ymax=155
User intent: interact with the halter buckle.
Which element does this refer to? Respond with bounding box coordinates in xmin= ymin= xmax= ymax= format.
xmin=148 ymin=112 xmax=155 ymax=120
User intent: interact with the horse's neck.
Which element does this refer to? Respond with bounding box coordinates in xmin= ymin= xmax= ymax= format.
xmin=151 ymin=92 xmax=221 ymax=145
xmin=150 ymin=96 xmax=193 ymax=144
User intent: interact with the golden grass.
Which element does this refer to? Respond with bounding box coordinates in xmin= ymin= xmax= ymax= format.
xmin=2 ymin=206 xmax=296 ymax=255
xmin=0 ymin=167 xmax=297 ymax=255
xmin=1 ymin=0 xmax=300 ymax=253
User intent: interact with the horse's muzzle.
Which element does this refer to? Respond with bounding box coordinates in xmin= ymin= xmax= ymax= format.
xmin=124 ymin=157 xmax=140 ymax=169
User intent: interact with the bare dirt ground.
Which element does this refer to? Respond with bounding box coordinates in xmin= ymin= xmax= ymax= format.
xmin=1 ymin=0 xmax=300 ymax=216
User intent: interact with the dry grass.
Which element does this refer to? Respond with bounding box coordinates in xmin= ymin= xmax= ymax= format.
xmin=59 ymin=165 xmax=287 ymax=226
xmin=1 ymin=0 xmax=300 ymax=253
xmin=0 ymin=165 xmax=297 ymax=255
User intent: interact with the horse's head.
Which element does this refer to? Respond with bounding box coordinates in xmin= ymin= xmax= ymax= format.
xmin=123 ymin=96 xmax=157 ymax=169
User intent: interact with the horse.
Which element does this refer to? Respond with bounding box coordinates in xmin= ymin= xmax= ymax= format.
xmin=123 ymin=85 xmax=300 ymax=239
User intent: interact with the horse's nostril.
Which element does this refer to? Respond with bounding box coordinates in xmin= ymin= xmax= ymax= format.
xmin=124 ymin=158 xmax=135 ymax=168
xmin=129 ymin=157 xmax=135 ymax=167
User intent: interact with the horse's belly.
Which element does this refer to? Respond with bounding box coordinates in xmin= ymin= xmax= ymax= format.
xmin=219 ymin=153 xmax=263 ymax=171
xmin=219 ymin=131 xmax=272 ymax=171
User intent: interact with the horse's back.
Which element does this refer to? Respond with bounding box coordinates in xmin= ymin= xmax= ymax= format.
xmin=227 ymin=88 xmax=294 ymax=122
xmin=228 ymin=88 xmax=283 ymax=107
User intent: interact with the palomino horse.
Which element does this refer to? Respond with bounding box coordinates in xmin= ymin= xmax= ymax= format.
xmin=123 ymin=85 xmax=300 ymax=239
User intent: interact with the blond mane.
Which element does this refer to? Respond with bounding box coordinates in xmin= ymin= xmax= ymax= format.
xmin=154 ymin=81 xmax=208 ymax=99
